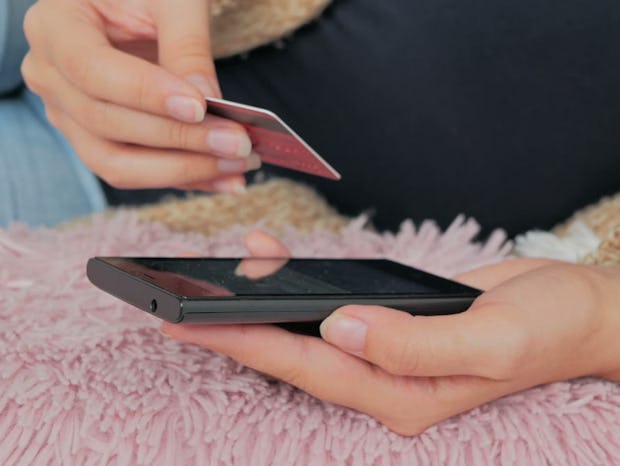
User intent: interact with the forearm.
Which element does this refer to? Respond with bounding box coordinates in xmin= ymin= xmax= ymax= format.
xmin=592 ymin=265 xmax=620 ymax=382
xmin=0 ymin=0 xmax=35 ymax=95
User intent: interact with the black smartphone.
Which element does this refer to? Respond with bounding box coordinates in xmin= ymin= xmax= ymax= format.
xmin=87 ymin=257 xmax=481 ymax=326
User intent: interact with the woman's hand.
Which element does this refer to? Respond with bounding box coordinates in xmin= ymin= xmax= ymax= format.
xmin=162 ymin=231 xmax=620 ymax=435
xmin=21 ymin=0 xmax=257 ymax=193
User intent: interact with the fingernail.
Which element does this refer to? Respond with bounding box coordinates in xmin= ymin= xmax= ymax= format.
xmin=213 ymin=178 xmax=247 ymax=195
xmin=217 ymin=154 xmax=261 ymax=174
xmin=160 ymin=324 xmax=172 ymax=337
xmin=186 ymin=74 xmax=219 ymax=98
xmin=166 ymin=96 xmax=204 ymax=123
xmin=320 ymin=314 xmax=367 ymax=353
xmin=234 ymin=263 xmax=245 ymax=277
xmin=208 ymin=129 xmax=252 ymax=158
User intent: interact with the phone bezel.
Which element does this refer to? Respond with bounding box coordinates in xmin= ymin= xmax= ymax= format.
xmin=87 ymin=257 xmax=481 ymax=324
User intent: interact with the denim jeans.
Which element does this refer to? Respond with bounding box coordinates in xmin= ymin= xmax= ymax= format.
xmin=0 ymin=0 xmax=106 ymax=227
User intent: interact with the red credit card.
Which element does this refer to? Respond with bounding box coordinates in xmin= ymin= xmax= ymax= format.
xmin=206 ymin=98 xmax=341 ymax=180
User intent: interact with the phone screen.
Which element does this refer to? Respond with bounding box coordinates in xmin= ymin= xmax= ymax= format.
xmin=100 ymin=258 xmax=476 ymax=298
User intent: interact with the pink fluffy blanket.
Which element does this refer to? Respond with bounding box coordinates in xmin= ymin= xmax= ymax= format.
xmin=1 ymin=212 xmax=619 ymax=465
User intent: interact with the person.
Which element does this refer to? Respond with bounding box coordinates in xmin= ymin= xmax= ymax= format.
xmin=5 ymin=0 xmax=620 ymax=434
xmin=165 ymin=230 xmax=620 ymax=435
xmin=1 ymin=0 xmax=259 ymax=226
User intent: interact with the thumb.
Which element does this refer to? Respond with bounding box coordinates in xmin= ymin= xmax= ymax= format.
xmin=155 ymin=0 xmax=222 ymax=98
xmin=320 ymin=304 xmax=507 ymax=378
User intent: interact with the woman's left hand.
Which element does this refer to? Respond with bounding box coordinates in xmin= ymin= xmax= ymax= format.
xmin=162 ymin=231 xmax=620 ymax=435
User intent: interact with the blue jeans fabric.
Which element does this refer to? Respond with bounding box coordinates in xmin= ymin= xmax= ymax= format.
xmin=0 ymin=0 xmax=106 ymax=227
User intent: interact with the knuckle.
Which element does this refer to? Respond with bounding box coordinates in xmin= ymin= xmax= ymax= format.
xmin=380 ymin=336 xmax=421 ymax=376
xmin=167 ymin=34 xmax=212 ymax=68
xmin=44 ymin=106 xmax=62 ymax=129
xmin=22 ymin=5 xmax=41 ymax=45
xmin=167 ymin=120 xmax=193 ymax=149
xmin=382 ymin=417 xmax=429 ymax=437
xmin=62 ymin=52 xmax=92 ymax=87
xmin=97 ymin=154 xmax=132 ymax=189
xmin=174 ymin=156 xmax=203 ymax=183
xmin=81 ymin=100 xmax=113 ymax=136
xmin=174 ymin=155 xmax=217 ymax=185
xmin=100 ymin=169 xmax=131 ymax=189
xmin=374 ymin=397 xmax=431 ymax=436
xmin=20 ymin=54 xmax=38 ymax=90
xmin=132 ymin=71 xmax=152 ymax=111
xmin=76 ymin=146 xmax=100 ymax=173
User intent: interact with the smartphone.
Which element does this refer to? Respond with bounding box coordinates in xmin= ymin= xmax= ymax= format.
xmin=87 ymin=257 xmax=481 ymax=327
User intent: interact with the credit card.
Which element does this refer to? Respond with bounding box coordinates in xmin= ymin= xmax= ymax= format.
xmin=206 ymin=97 xmax=341 ymax=180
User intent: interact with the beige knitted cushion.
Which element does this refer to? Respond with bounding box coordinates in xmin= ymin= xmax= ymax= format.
xmin=211 ymin=0 xmax=333 ymax=58
xmin=554 ymin=193 xmax=620 ymax=266
xmin=132 ymin=177 xmax=620 ymax=267
xmin=137 ymin=178 xmax=349 ymax=236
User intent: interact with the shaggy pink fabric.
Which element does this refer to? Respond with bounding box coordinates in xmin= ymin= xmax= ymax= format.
xmin=1 ymin=212 xmax=619 ymax=466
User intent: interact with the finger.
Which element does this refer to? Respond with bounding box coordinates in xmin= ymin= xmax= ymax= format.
xmin=244 ymin=231 xmax=291 ymax=257
xmin=54 ymin=111 xmax=254 ymax=188
xmin=46 ymin=7 xmax=206 ymax=123
xmin=319 ymin=304 xmax=517 ymax=378
xmin=236 ymin=258 xmax=290 ymax=280
xmin=235 ymin=231 xmax=291 ymax=278
xmin=453 ymin=258 xmax=559 ymax=290
xmin=41 ymin=62 xmax=251 ymax=158
xmin=155 ymin=0 xmax=221 ymax=98
xmin=19 ymin=52 xmax=42 ymax=95
xmin=160 ymin=322 xmax=521 ymax=436
xmin=178 ymin=175 xmax=248 ymax=194
xmin=159 ymin=322 xmax=412 ymax=426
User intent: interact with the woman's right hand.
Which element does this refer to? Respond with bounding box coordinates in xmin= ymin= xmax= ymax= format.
xmin=21 ymin=0 xmax=257 ymax=194
xmin=165 ymin=232 xmax=620 ymax=435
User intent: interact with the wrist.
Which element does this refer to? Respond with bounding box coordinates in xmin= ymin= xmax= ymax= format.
xmin=585 ymin=265 xmax=620 ymax=382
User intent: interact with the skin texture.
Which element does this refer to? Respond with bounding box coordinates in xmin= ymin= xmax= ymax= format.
xmin=21 ymin=0 xmax=256 ymax=193
xmin=20 ymin=0 xmax=620 ymax=435
xmin=162 ymin=231 xmax=620 ymax=436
